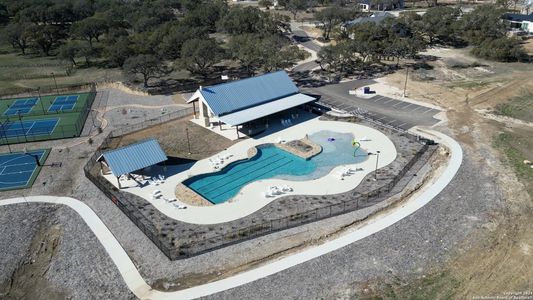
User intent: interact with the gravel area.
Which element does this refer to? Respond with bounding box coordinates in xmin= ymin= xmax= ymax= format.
xmin=0 ymin=203 xmax=135 ymax=299
xmin=0 ymin=87 xmax=502 ymax=299
xmin=202 ymin=128 xmax=504 ymax=299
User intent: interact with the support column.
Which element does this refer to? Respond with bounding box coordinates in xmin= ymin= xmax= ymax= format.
xmin=236 ymin=126 xmax=239 ymax=139
xmin=200 ymin=101 xmax=209 ymax=127
xmin=192 ymin=101 xmax=197 ymax=119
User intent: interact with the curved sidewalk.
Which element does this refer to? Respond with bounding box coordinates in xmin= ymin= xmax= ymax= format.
xmin=0 ymin=129 xmax=462 ymax=300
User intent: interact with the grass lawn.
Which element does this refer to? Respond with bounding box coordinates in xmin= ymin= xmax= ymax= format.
xmin=493 ymin=129 xmax=533 ymax=196
xmin=494 ymin=90 xmax=533 ymax=122
xmin=0 ymin=44 xmax=124 ymax=95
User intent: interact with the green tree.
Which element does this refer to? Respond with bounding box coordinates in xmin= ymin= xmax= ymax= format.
xmin=259 ymin=35 xmax=307 ymax=71
xmin=104 ymin=36 xmax=134 ymax=67
xmin=420 ymin=7 xmax=460 ymax=45
xmin=460 ymin=5 xmax=507 ymax=46
xmin=182 ymin=0 xmax=228 ymax=32
xmin=278 ymin=0 xmax=310 ymax=20
xmin=58 ymin=40 xmax=81 ymax=66
xmin=217 ymin=6 xmax=267 ymax=34
xmin=72 ymin=17 xmax=108 ymax=49
xmin=28 ymin=24 xmax=64 ymax=56
xmin=157 ymin=23 xmax=208 ymax=59
xmin=1 ymin=22 xmax=31 ymax=54
xmin=123 ymin=55 xmax=172 ymax=88
xmin=315 ymin=6 xmax=358 ymax=40
xmin=471 ymin=37 xmax=527 ymax=62
xmin=179 ymin=38 xmax=224 ymax=77
xmin=228 ymin=34 xmax=261 ymax=75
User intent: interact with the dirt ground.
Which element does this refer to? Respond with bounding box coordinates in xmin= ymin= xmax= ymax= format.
xmin=367 ymin=46 xmax=533 ymax=298
xmin=113 ymin=116 xmax=238 ymax=161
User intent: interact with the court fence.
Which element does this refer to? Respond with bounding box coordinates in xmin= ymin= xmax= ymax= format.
xmin=83 ymin=105 xmax=437 ymax=260
xmin=0 ymin=84 xmax=97 ymax=145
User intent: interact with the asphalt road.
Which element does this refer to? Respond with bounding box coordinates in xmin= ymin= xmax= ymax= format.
xmin=291 ymin=27 xmax=321 ymax=72
xmin=305 ymin=80 xmax=441 ymax=130
xmin=292 ymin=29 xmax=322 ymax=52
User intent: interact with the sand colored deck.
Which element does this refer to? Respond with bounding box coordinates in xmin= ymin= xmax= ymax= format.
xmin=103 ymin=114 xmax=397 ymax=224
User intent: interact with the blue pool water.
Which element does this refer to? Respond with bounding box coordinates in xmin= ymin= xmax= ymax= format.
xmin=184 ymin=130 xmax=367 ymax=204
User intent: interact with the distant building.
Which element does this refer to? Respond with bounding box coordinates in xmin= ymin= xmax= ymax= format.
xmin=342 ymin=12 xmax=394 ymax=30
xmin=356 ymin=0 xmax=404 ymax=12
xmin=503 ymin=13 xmax=533 ymax=34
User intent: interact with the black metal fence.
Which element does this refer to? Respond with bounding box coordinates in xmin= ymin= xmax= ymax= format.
xmin=167 ymin=144 xmax=431 ymax=258
xmin=83 ymin=103 xmax=434 ymax=259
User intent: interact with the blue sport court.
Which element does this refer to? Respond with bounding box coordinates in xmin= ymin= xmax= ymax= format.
xmin=0 ymin=118 xmax=59 ymax=138
xmin=48 ymin=95 xmax=79 ymax=112
xmin=4 ymin=98 xmax=38 ymax=116
xmin=0 ymin=149 xmax=47 ymax=190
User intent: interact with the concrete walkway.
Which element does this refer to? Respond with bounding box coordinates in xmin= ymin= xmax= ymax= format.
xmin=103 ymin=115 xmax=397 ymax=224
xmin=0 ymin=129 xmax=462 ymax=300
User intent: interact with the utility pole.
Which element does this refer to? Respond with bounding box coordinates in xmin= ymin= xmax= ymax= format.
xmin=51 ymin=72 xmax=59 ymax=94
xmin=403 ymin=66 xmax=409 ymax=98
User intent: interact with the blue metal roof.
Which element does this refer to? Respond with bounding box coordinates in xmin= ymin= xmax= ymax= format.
xmin=101 ymin=139 xmax=167 ymax=177
xmin=199 ymin=71 xmax=299 ymax=116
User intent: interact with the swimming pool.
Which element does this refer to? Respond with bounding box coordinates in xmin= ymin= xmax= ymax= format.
xmin=184 ymin=130 xmax=367 ymax=204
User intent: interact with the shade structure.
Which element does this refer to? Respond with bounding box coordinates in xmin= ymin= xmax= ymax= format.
xmin=218 ymin=93 xmax=316 ymax=126
xmin=99 ymin=139 xmax=167 ymax=177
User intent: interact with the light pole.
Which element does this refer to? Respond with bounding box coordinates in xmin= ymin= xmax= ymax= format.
xmin=185 ymin=127 xmax=191 ymax=155
xmin=0 ymin=120 xmax=12 ymax=153
xmin=37 ymin=87 xmax=46 ymax=114
xmin=23 ymin=147 xmax=41 ymax=167
xmin=17 ymin=111 xmax=28 ymax=143
xmin=51 ymin=72 xmax=58 ymax=94
xmin=368 ymin=151 xmax=381 ymax=180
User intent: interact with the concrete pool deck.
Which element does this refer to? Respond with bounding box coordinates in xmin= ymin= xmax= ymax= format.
xmin=102 ymin=114 xmax=397 ymax=224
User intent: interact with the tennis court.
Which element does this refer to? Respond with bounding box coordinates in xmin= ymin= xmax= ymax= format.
xmin=4 ymin=98 xmax=38 ymax=116
xmin=48 ymin=95 xmax=79 ymax=112
xmin=0 ymin=91 xmax=95 ymax=144
xmin=0 ymin=149 xmax=49 ymax=190
xmin=0 ymin=118 xmax=59 ymax=138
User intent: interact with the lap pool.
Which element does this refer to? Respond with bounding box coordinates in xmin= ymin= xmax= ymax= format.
xmin=184 ymin=130 xmax=368 ymax=204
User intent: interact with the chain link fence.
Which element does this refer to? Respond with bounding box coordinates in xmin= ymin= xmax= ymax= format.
xmin=0 ymin=84 xmax=97 ymax=145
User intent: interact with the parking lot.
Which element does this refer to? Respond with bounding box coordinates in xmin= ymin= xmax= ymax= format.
xmin=305 ymin=80 xmax=442 ymax=130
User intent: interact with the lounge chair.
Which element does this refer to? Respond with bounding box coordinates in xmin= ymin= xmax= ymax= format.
xmin=282 ymin=185 xmax=293 ymax=192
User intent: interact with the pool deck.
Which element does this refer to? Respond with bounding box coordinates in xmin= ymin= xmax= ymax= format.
xmin=103 ymin=113 xmax=397 ymax=224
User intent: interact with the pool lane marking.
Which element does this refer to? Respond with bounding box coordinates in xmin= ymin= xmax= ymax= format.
xmin=192 ymin=153 xmax=283 ymax=190
xmin=209 ymin=159 xmax=295 ymax=200
xmin=200 ymin=156 xmax=292 ymax=196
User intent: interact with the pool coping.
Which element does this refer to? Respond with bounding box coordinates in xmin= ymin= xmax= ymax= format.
xmin=101 ymin=115 xmax=399 ymax=224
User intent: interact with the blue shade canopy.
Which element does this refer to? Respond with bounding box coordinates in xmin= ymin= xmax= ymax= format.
xmin=198 ymin=71 xmax=299 ymax=116
xmin=100 ymin=139 xmax=167 ymax=177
